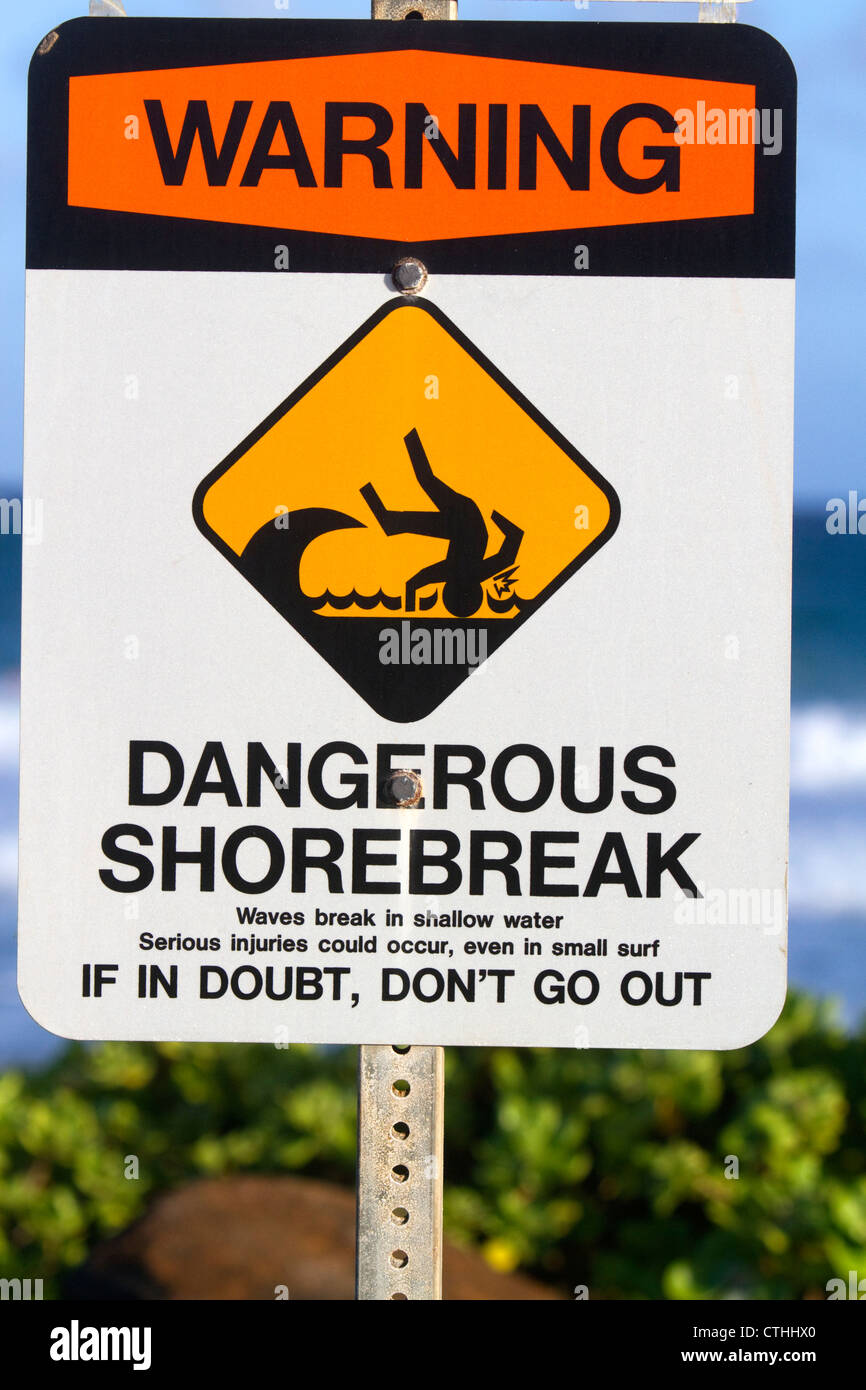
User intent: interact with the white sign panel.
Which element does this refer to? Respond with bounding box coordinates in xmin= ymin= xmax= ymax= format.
xmin=19 ymin=18 xmax=796 ymax=1047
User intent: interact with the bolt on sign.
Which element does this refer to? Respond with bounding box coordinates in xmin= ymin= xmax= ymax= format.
xmin=20 ymin=18 xmax=795 ymax=1048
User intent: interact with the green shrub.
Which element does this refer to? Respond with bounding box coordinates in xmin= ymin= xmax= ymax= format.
xmin=0 ymin=990 xmax=863 ymax=1298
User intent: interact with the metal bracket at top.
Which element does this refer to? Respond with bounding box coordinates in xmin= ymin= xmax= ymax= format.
xmin=372 ymin=0 xmax=458 ymax=18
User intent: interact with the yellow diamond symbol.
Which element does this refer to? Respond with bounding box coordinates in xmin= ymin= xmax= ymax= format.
xmin=194 ymin=300 xmax=619 ymax=720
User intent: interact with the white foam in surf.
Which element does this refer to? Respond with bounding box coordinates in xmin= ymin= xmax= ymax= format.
xmin=789 ymin=812 xmax=866 ymax=915
xmin=0 ymin=680 xmax=18 ymax=775
xmin=790 ymin=704 xmax=866 ymax=794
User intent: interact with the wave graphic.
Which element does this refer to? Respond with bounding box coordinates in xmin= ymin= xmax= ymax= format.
xmin=311 ymin=588 xmax=523 ymax=615
xmin=309 ymin=589 xmax=403 ymax=612
xmin=486 ymin=592 xmax=524 ymax=614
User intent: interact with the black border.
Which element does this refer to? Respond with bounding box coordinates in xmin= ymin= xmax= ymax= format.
xmin=27 ymin=18 xmax=797 ymax=278
xmin=192 ymin=297 xmax=620 ymax=722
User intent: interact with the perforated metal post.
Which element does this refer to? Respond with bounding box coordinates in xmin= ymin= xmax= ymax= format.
xmin=356 ymin=1045 xmax=444 ymax=1299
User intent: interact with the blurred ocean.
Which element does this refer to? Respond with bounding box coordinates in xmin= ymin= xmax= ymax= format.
xmin=0 ymin=509 xmax=863 ymax=1063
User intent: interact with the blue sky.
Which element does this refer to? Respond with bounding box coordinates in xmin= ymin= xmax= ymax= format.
xmin=3 ymin=0 xmax=863 ymax=502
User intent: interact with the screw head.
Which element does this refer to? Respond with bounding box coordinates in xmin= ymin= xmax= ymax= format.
xmin=392 ymin=257 xmax=428 ymax=295
xmin=386 ymin=770 xmax=423 ymax=807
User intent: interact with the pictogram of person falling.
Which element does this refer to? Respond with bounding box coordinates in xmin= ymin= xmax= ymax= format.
xmin=361 ymin=428 xmax=524 ymax=617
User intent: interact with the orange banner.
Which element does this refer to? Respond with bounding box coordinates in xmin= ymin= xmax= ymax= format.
xmin=68 ymin=49 xmax=756 ymax=241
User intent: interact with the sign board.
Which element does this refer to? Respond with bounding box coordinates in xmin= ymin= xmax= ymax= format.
xmin=19 ymin=18 xmax=796 ymax=1048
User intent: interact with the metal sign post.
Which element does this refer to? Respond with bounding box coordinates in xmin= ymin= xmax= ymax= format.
xmin=356 ymin=1044 xmax=444 ymax=1299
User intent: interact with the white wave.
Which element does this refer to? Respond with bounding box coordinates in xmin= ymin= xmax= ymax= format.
xmin=790 ymin=812 xmax=866 ymax=916
xmin=781 ymin=704 xmax=866 ymax=917
xmin=790 ymin=704 xmax=866 ymax=794
xmin=0 ymin=682 xmax=18 ymax=775
xmin=0 ymin=832 xmax=16 ymax=898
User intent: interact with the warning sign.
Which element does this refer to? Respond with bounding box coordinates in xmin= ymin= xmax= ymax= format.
xmin=194 ymin=300 xmax=618 ymax=719
xmin=19 ymin=18 xmax=796 ymax=1049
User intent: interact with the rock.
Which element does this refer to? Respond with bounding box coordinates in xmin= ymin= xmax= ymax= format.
xmin=66 ymin=1174 xmax=561 ymax=1301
